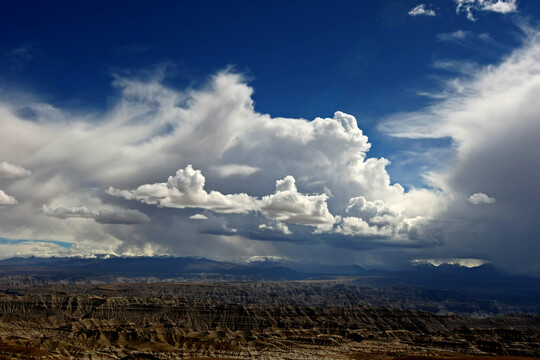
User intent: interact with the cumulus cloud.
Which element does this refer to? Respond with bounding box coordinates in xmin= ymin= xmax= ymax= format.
xmin=0 ymin=64 xmax=490 ymax=268
xmin=111 ymin=168 xmax=335 ymax=229
xmin=334 ymin=196 xmax=431 ymax=245
xmin=259 ymin=176 xmax=335 ymax=227
xmin=337 ymin=216 xmax=390 ymax=237
xmin=0 ymin=162 xmax=31 ymax=178
xmin=337 ymin=196 xmax=402 ymax=237
xmin=468 ymin=192 xmax=496 ymax=205
xmin=42 ymin=205 xmax=150 ymax=224
xmin=0 ymin=190 xmax=18 ymax=206
xmin=189 ymin=213 xmax=208 ymax=220
xmin=408 ymin=4 xmax=436 ymax=16
xmin=455 ymin=0 xmax=517 ymax=21
xmin=478 ymin=0 xmax=517 ymax=13
xmin=346 ymin=196 xmax=402 ymax=225
xmin=108 ymin=165 xmax=258 ymax=213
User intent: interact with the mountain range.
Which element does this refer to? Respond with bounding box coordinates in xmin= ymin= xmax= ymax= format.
xmin=0 ymin=256 xmax=539 ymax=315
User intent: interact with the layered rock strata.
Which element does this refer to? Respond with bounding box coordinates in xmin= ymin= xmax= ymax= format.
xmin=0 ymin=289 xmax=538 ymax=359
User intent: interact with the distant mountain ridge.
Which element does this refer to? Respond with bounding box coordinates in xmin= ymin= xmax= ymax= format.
xmin=0 ymin=255 xmax=526 ymax=280
xmin=0 ymin=255 xmax=539 ymax=315
xmin=0 ymin=255 xmax=369 ymax=279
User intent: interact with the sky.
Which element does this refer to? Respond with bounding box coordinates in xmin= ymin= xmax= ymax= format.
xmin=0 ymin=0 xmax=539 ymax=274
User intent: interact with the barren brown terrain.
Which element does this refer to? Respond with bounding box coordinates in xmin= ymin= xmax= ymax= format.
xmin=0 ymin=282 xmax=538 ymax=359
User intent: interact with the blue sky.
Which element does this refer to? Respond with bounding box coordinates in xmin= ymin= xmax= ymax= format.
xmin=0 ymin=1 xmax=539 ymax=274
xmin=0 ymin=2 xmax=523 ymax=123
xmin=0 ymin=1 xmax=530 ymax=181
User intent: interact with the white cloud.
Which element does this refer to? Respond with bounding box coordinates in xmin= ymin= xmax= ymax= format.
xmin=380 ymin=30 xmax=540 ymax=152
xmin=467 ymin=192 xmax=496 ymax=205
xmin=0 ymin=44 xmax=538 ymax=273
xmin=247 ymin=255 xmax=289 ymax=263
xmin=337 ymin=216 xmax=389 ymax=237
xmin=259 ymin=176 xmax=335 ymax=227
xmin=408 ymin=4 xmax=436 ymax=16
xmin=42 ymin=205 xmax=150 ymax=224
xmin=455 ymin=0 xmax=517 ymax=21
xmin=0 ymin=162 xmax=31 ymax=178
xmin=189 ymin=213 xmax=208 ymax=220
xmin=210 ymin=164 xmax=260 ymax=177
xmin=0 ymin=189 xmax=18 ymax=206
xmin=42 ymin=205 xmax=94 ymax=219
xmin=0 ymin=69 xmax=449 ymax=264
xmin=111 ymin=168 xmax=335 ymax=229
xmin=380 ymin=27 xmax=540 ymax=273
xmin=432 ymin=60 xmax=481 ymax=76
xmin=435 ymin=30 xmax=498 ymax=50
xmin=411 ymin=258 xmax=487 ymax=267
xmin=480 ymin=0 xmax=517 ymax=13
xmin=436 ymin=30 xmax=470 ymax=43
xmin=0 ymin=162 xmax=29 ymax=207
xmin=346 ymin=196 xmax=402 ymax=226
xmin=334 ymin=196 xmax=431 ymax=244
xmin=108 ymin=165 xmax=258 ymax=214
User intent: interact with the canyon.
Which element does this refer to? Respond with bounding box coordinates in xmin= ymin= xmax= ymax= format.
xmin=0 ymin=282 xmax=538 ymax=359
